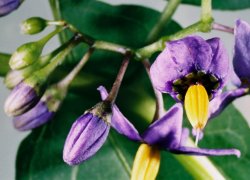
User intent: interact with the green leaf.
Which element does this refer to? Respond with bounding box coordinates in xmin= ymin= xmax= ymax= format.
xmin=200 ymin=105 xmax=250 ymax=180
xmin=0 ymin=52 xmax=10 ymax=76
xmin=179 ymin=0 xmax=250 ymax=10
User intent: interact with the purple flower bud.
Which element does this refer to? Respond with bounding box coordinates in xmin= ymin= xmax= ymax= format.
xmin=4 ymin=81 xmax=40 ymax=116
xmin=13 ymin=100 xmax=54 ymax=131
xmin=0 ymin=0 xmax=21 ymax=17
xmin=63 ymin=102 xmax=111 ymax=165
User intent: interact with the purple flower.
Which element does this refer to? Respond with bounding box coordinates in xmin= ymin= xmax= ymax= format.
xmin=150 ymin=36 xmax=229 ymax=101
xmin=141 ymin=103 xmax=240 ymax=157
xmin=13 ymin=100 xmax=54 ymax=131
xmin=4 ymin=81 xmax=40 ymax=116
xmin=233 ymin=19 xmax=250 ymax=88
xmin=63 ymin=102 xmax=111 ymax=165
xmin=0 ymin=0 xmax=20 ymax=16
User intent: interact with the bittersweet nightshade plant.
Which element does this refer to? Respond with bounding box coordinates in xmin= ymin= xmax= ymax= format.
xmin=1 ymin=0 xmax=250 ymax=179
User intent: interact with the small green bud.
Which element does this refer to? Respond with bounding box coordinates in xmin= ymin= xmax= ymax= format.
xmin=9 ymin=41 xmax=43 ymax=70
xmin=4 ymin=70 xmax=24 ymax=89
xmin=21 ymin=17 xmax=47 ymax=35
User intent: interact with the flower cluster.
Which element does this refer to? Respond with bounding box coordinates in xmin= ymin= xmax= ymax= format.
xmin=3 ymin=15 xmax=250 ymax=179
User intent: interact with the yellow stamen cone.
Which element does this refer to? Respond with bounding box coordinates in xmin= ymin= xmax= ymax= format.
xmin=184 ymin=84 xmax=209 ymax=145
xmin=131 ymin=144 xmax=160 ymax=180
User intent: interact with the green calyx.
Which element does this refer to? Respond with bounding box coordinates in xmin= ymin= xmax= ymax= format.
xmin=21 ymin=17 xmax=48 ymax=35
xmin=88 ymin=101 xmax=112 ymax=125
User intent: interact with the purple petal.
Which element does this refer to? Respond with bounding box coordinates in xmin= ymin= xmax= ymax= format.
xmin=4 ymin=81 xmax=40 ymax=116
xmin=97 ymin=86 xmax=141 ymax=141
xmin=169 ymin=146 xmax=240 ymax=157
xmin=142 ymin=103 xmax=183 ymax=149
xmin=63 ymin=113 xmax=110 ymax=165
xmin=233 ymin=19 xmax=250 ymax=86
xmin=150 ymin=36 xmax=212 ymax=94
xmin=13 ymin=100 xmax=54 ymax=131
xmin=208 ymin=88 xmax=248 ymax=119
xmin=0 ymin=0 xmax=20 ymax=16
xmin=180 ymin=128 xmax=190 ymax=146
xmin=206 ymin=37 xmax=229 ymax=87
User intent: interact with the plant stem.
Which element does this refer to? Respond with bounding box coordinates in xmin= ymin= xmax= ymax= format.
xmin=212 ymin=22 xmax=234 ymax=34
xmin=146 ymin=0 xmax=181 ymax=43
xmin=94 ymin=41 xmax=130 ymax=55
xmin=105 ymin=53 xmax=131 ymax=104
xmin=58 ymin=48 xmax=94 ymax=88
xmin=201 ymin=0 xmax=212 ymax=22
xmin=142 ymin=60 xmax=164 ymax=120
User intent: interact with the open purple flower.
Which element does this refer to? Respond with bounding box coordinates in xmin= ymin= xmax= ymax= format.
xmin=98 ymin=86 xmax=240 ymax=157
xmin=0 ymin=0 xmax=21 ymax=16
xmin=150 ymin=36 xmax=230 ymax=141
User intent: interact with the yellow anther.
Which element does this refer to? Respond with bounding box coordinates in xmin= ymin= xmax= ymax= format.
xmin=131 ymin=144 xmax=160 ymax=180
xmin=184 ymin=84 xmax=209 ymax=145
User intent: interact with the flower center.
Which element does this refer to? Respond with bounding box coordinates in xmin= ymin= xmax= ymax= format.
xmin=184 ymin=84 xmax=209 ymax=145
xmin=172 ymin=71 xmax=220 ymax=101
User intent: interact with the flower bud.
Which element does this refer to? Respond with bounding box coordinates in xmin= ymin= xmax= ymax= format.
xmin=0 ymin=0 xmax=21 ymax=16
xmin=9 ymin=28 xmax=62 ymax=70
xmin=4 ymin=75 xmax=44 ymax=117
xmin=4 ymin=70 xmax=24 ymax=89
xmin=9 ymin=41 xmax=43 ymax=70
xmin=63 ymin=101 xmax=112 ymax=165
xmin=21 ymin=17 xmax=47 ymax=35
xmin=12 ymin=84 xmax=67 ymax=131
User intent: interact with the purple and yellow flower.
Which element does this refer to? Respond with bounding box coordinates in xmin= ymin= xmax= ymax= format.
xmin=150 ymin=36 xmax=229 ymax=141
xmin=0 ymin=0 xmax=21 ymax=17
xmin=130 ymin=103 xmax=240 ymax=179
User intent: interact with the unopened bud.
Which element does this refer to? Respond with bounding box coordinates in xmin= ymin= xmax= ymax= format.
xmin=63 ymin=101 xmax=112 ymax=165
xmin=21 ymin=17 xmax=47 ymax=35
xmin=9 ymin=41 xmax=43 ymax=70
xmin=4 ymin=80 xmax=41 ymax=117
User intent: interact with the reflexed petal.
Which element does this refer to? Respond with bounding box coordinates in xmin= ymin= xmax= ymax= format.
xmin=150 ymin=36 xmax=212 ymax=93
xmin=97 ymin=86 xmax=141 ymax=141
xmin=63 ymin=113 xmax=110 ymax=165
xmin=208 ymin=88 xmax=248 ymax=119
xmin=206 ymin=37 xmax=229 ymax=87
xmin=142 ymin=103 xmax=183 ymax=149
xmin=233 ymin=19 xmax=250 ymax=86
xmin=169 ymin=146 xmax=240 ymax=157
xmin=4 ymin=81 xmax=40 ymax=116
xmin=13 ymin=100 xmax=54 ymax=131
xmin=131 ymin=144 xmax=160 ymax=180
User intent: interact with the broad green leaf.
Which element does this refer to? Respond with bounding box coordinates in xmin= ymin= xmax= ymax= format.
xmin=179 ymin=0 xmax=250 ymax=10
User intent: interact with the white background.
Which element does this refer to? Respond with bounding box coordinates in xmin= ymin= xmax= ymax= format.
xmin=0 ymin=0 xmax=249 ymax=179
